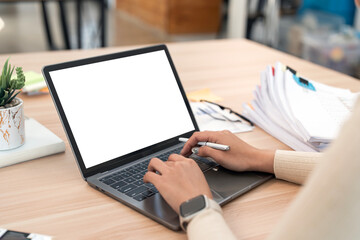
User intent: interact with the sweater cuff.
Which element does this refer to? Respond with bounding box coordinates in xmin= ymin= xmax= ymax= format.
xmin=274 ymin=150 xmax=323 ymax=185
xmin=187 ymin=208 xmax=237 ymax=240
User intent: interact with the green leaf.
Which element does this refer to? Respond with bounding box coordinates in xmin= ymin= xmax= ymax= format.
xmin=8 ymin=65 xmax=15 ymax=89
xmin=5 ymin=90 xmax=20 ymax=105
xmin=0 ymin=59 xmax=8 ymax=89
xmin=16 ymin=67 xmax=25 ymax=84
xmin=0 ymin=89 xmax=8 ymax=100
xmin=10 ymin=78 xmax=25 ymax=90
xmin=0 ymin=88 xmax=9 ymax=106
xmin=0 ymin=58 xmax=25 ymax=106
xmin=7 ymin=89 xmax=15 ymax=100
xmin=0 ymin=74 xmax=3 ymax=88
xmin=10 ymin=79 xmax=16 ymax=89
xmin=2 ymin=59 xmax=8 ymax=77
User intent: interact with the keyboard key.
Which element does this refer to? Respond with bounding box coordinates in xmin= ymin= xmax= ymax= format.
xmin=133 ymin=180 xmax=144 ymax=186
xmin=120 ymin=172 xmax=131 ymax=178
xmin=138 ymin=165 xmax=147 ymax=171
xmin=113 ymin=175 xmax=124 ymax=181
xmin=100 ymin=175 xmax=113 ymax=182
xmin=128 ymin=169 xmax=139 ymax=174
xmin=102 ymin=147 xmax=184 ymax=189
xmin=142 ymin=189 xmax=155 ymax=197
xmin=122 ymin=174 xmax=129 ymax=178
xmin=118 ymin=184 xmax=136 ymax=193
xmin=150 ymin=187 xmax=158 ymax=193
xmin=133 ymin=194 xmax=147 ymax=201
xmin=126 ymin=186 xmax=148 ymax=197
xmin=110 ymin=181 xmax=127 ymax=189
xmin=158 ymin=155 xmax=167 ymax=161
xmin=103 ymin=179 xmax=115 ymax=185
xmin=145 ymin=182 xmax=154 ymax=188
xmin=133 ymin=173 xmax=143 ymax=180
xmin=124 ymin=177 xmax=136 ymax=183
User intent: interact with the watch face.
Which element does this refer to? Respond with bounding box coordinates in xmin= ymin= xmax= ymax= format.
xmin=180 ymin=195 xmax=206 ymax=218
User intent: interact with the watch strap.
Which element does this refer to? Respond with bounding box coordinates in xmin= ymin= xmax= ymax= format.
xmin=180 ymin=195 xmax=222 ymax=231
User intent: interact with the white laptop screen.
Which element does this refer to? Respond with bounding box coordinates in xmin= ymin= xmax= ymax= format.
xmin=49 ymin=50 xmax=195 ymax=168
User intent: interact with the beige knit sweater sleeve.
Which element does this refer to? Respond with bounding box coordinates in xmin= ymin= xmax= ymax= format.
xmin=186 ymin=151 xmax=323 ymax=240
xmin=187 ymin=151 xmax=323 ymax=239
xmin=187 ymin=97 xmax=360 ymax=240
xmin=274 ymin=150 xmax=323 ymax=184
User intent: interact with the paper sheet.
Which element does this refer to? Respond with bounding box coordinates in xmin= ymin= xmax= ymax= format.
xmin=284 ymin=70 xmax=354 ymax=142
xmin=190 ymin=102 xmax=254 ymax=133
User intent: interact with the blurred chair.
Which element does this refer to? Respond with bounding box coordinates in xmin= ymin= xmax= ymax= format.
xmin=246 ymin=0 xmax=280 ymax=47
xmin=40 ymin=0 xmax=107 ymax=50
xmin=0 ymin=17 xmax=4 ymax=32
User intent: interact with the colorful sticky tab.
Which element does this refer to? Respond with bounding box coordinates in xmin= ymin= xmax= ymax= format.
xmin=293 ymin=74 xmax=316 ymax=91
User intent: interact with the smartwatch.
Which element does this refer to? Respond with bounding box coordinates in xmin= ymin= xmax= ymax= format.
xmin=179 ymin=195 xmax=222 ymax=231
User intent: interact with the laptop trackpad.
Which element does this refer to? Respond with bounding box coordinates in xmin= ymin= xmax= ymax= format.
xmin=205 ymin=167 xmax=264 ymax=199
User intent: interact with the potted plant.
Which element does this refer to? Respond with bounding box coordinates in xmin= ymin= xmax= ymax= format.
xmin=0 ymin=59 xmax=26 ymax=150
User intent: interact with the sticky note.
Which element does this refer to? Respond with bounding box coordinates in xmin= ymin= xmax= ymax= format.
xmin=186 ymin=88 xmax=223 ymax=102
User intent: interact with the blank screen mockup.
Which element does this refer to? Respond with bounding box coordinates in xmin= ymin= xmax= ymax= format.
xmin=49 ymin=50 xmax=195 ymax=168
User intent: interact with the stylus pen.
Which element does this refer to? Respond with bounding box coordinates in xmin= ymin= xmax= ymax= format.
xmin=178 ymin=137 xmax=230 ymax=151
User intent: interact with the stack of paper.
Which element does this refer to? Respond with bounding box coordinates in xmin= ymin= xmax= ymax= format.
xmin=242 ymin=62 xmax=358 ymax=152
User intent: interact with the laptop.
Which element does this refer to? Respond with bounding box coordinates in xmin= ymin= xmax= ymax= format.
xmin=42 ymin=44 xmax=273 ymax=231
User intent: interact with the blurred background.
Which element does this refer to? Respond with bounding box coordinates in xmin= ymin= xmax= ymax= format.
xmin=0 ymin=0 xmax=359 ymax=78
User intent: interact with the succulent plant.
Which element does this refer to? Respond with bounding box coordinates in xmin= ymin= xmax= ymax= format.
xmin=0 ymin=58 xmax=25 ymax=107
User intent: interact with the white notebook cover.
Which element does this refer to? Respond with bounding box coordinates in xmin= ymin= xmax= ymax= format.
xmin=0 ymin=118 xmax=65 ymax=168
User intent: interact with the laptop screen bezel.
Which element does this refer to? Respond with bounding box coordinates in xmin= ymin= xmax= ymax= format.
xmin=42 ymin=45 xmax=199 ymax=179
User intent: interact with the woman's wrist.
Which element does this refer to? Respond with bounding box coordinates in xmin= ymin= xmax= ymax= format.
xmin=248 ymin=149 xmax=275 ymax=173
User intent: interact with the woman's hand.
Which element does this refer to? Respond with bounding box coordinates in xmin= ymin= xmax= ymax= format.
xmin=181 ymin=130 xmax=275 ymax=173
xmin=143 ymin=154 xmax=212 ymax=214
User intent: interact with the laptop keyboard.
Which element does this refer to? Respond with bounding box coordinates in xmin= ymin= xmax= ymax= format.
xmin=99 ymin=146 xmax=217 ymax=202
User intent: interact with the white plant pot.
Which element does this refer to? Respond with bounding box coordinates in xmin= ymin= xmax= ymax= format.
xmin=0 ymin=98 xmax=25 ymax=150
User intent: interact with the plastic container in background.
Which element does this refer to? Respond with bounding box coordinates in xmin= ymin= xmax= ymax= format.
xmin=302 ymin=28 xmax=360 ymax=78
xmin=278 ymin=11 xmax=345 ymax=57
xmin=298 ymin=0 xmax=356 ymax=25
xmin=277 ymin=10 xmax=360 ymax=78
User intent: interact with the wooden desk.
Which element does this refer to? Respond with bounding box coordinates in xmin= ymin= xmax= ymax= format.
xmin=1 ymin=39 xmax=359 ymax=239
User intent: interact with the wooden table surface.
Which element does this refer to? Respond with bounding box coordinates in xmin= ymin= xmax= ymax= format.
xmin=1 ymin=39 xmax=359 ymax=239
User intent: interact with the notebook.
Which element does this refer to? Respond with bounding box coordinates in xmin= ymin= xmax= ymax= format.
xmin=42 ymin=44 xmax=272 ymax=230
xmin=0 ymin=118 xmax=65 ymax=168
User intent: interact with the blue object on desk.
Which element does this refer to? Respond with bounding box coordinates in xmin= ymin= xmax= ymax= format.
xmin=293 ymin=74 xmax=316 ymax=91
xmin=298 ymin=0 xmax=356 ymax=25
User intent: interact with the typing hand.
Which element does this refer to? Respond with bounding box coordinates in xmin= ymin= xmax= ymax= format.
xmin=143 ymin=154 xmax=212 ymax=214
xmin=180 ymin=130 xmax=275 ymax=173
